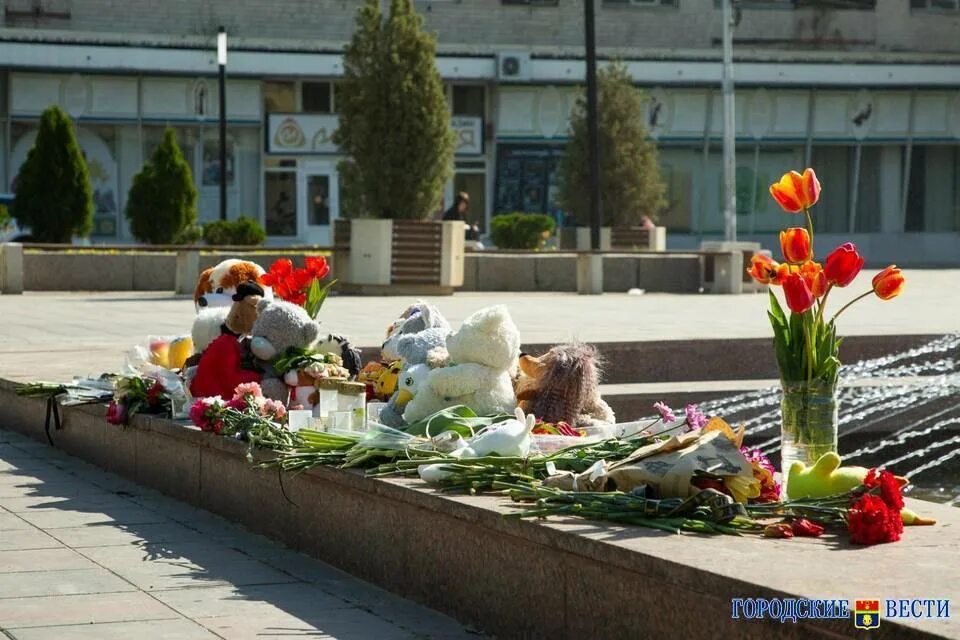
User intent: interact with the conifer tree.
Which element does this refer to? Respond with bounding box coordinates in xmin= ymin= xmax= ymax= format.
xmin=13 ymin=106 xmax=93 ymax=243
xmin=126 ymin=127 xmax=198 ymax=244
xmin=334 ymin=0 xmax=455 ymax=219
xmin=558 ymin=62 xmax=666 ymax=227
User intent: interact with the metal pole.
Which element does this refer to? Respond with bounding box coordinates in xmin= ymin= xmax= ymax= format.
xmin=584 ymin=0 xmax=602 ymax=251
xmin=721 ymin=0 xmax=737 ymax=242
xmin=849 ymin=143 xmax=862 ymax=233
xmin=218 ymin=26 xmax=228 ymax=222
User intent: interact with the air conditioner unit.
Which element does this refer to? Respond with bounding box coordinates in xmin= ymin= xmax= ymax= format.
xmin=496 ymin=51 xmax=532 ymax=82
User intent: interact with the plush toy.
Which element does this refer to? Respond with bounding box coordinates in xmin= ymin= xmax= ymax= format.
xmin=403 ymin=305 xmax=520 ymax=423
xmin=284 ymin=357 xmax=350 ymax=410
xmin=515 ymin=343 xmax=615 ymax=428
xmin=315 ymin=333 xmax=363 ymax=378
xmin=381 ymin=301 xmax=449 ymax=361
xmin=194 ymin=259 xmax=272 ymax=311
xmin=393 ymin=363 xmax=432 ymax=412
xmin=249 ymin=299 xmax=322 ymax=402
xmin=377 ymin=303 xmax=452 ymax=427
xmin=189 ymin=284 xmax=265 ymax=400
xmin=787 ymin=452 xmax=935 ymax=526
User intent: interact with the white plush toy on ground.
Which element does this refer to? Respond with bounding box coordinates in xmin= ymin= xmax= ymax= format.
xmin=402 ymin=304 xmax=520 ymax=423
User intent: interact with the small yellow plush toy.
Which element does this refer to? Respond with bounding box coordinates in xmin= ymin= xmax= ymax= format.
xmin=787 ymin=452 xmax=935 ymax=526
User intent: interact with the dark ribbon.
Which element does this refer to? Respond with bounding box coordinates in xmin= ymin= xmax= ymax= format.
xmin=44 ymin=393 xmax=63 ymax=445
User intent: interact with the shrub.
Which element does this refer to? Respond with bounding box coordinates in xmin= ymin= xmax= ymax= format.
xmin=12 ymin=106 xmax=93 ymax=243
xmin=558 ymin=61 xmax=666 ymax=227
xmin=126 ymin=127 xmax=198 ymax=244
xmin=334 ymin=0 xmax=455 ymax=219
xmin=172 ymin=223 xmax=203 ymax=245
xmin=490 ymin=213 xmax=556 ymax=250
xmin=203 ymin=216 xmax=266 ymax=246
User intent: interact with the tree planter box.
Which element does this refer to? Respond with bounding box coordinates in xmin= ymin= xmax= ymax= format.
xmin=333 ymin=219 xmax=464 ymax=295
xmin=560 ymin=226 xmax=666 ymax=251
xmin=0 ymin=378 xmax=955 ymax=640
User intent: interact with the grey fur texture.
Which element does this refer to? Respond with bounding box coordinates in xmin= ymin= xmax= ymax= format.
xmin=249 ymin=299 xmax=321 ymax=401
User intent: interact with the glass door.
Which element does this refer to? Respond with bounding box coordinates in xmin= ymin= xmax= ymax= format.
xmin=297 ymin=161 xmax=339 ymax=245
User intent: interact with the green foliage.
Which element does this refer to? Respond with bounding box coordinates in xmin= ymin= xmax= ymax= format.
xmin=490 ymin=213 xmax=556 ymax=250
xmin=557 ymin=62 xmax=667 ymax=228
xmin=125 ymin=127 xmax=198 ymax=244
xmin=12 ymin=106 xmax=93 ymax=242
xmin=172 ymin=223 xmax=203 ymax=245
xmin=767 ymin=290 xmax=841 ymax=387
xmin=334 ymin=0 xmax=455 ymax=219
xmin=202 ymin=216 xmax=266 ymax=246
xmin=0 ymin=204 xmax=10 ymax=230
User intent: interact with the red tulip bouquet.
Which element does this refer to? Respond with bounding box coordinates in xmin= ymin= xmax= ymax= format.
xmin=261 ymin=256 xmax=336 ymax=320
xmin=749 ymin=169 xmax=905 ymax=487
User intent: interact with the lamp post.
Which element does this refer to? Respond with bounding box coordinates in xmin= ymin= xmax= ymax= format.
xmin=583 ymin=0 xmax=601 ymax=251
xmin=721 ymin=0 xmax=737 ymax=242
xmin=217 ymin=26 xmax=228 ymax=222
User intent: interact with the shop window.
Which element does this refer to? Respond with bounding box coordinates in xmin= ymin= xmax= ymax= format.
xmin=302 ymin=82 xmax=333 ymax=114
xmin=307 ymin=174 xmax=331 ymax=226
xmin=911 ymin=0 xmax=960 ymax=10
xmin=453 ymin=86 xmax=485 ymax=118
xmin=906 ymin=145 xmax=960 ymax=232
xmin=264 ymin=81 xmax=296 ymax=114
xmin=264 ymin=171 xmax=297 ymax=236
xmin=495 ymin=145 xmax=564 ymax=222
xmin=201 ymin=134 xmax=236 ymax=188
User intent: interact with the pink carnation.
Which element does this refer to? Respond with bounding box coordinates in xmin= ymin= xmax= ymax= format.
xmin=190 ymin=397 xmax=224 ymax=433
xmin=684 ymin=404 xmax=708 ymax=431
xmin=261 ymin=399 xmax=287 ymax=421
xmin=232 ymin=382 xmax=263 ymax=400
xmin=653 ymin=401 xmax=677 ymax=423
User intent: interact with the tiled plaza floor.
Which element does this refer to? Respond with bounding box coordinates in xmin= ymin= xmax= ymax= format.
xmin=0 ymin=427 xmax=480 ymax=639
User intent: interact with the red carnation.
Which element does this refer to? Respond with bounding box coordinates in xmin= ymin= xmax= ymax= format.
xmin=791 ymin=518 xmax=825 ymax=537
xmin=848 ymin=494 xmax=903 ymax=545
xmin=863 ymin=468 xmax=904 ymax=510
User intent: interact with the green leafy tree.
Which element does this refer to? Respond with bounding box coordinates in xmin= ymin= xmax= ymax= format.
xmin=558 ymin=62 xmax=666 ymax=228
xmin=12 ymin=106 xmax=93 ymax=242
xmin=126 ymin=127 xmax=198 ymax=244
xmin=334 ymin=0 xmax=455 ymax=219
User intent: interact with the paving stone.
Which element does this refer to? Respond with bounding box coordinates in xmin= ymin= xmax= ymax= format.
xmin=0 ymin=567 xmax=135 ymax=598
xmin=81 ymin=542 xmax=299 ymax=591
xmin=46 ymin=521 xmax=203 ymax=549
xmin=0 ymin=493 xmax=137 ymax=513
xmin=0 ymin=527 xmax=63 ymax=552
xmin=8 ymin=618 xmax=219 ymax=640
xmin=15 ymin=506 xmax=170 ymax=530
xmin=0 ymin=591 xmax=178 ymax=629
xmin=0 ymin=548 xmax=97 ymax=573
xmin=0 ymin=512 xmax=31 ymax=530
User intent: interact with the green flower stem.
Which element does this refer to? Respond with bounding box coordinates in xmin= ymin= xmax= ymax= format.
xmin=830 ymin=289 xmax=873 ymax=324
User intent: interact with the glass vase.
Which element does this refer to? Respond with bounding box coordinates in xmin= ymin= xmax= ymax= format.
xmin=780 ymin=382 xmax=838 ymax=498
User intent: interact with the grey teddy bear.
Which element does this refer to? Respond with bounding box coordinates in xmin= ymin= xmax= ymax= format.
xmin=377 ymin=302 xmax=450 ymax=427
xmin=249 ymin=299 xmax=321 ymax=401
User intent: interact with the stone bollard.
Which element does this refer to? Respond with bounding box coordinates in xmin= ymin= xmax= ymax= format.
xmin=175 ymin=250 xmax=200 ymax=295
xmin=0 ymin=243 xmax=24 ymax=294
xmin=576 ymin=252 xmax=604 ymax=295
xmin=712 ymin=250 xmax=744 ymax=295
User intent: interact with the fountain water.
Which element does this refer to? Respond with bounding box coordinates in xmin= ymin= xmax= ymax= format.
xmin=697 ymin=334 xmax=960 ymax=504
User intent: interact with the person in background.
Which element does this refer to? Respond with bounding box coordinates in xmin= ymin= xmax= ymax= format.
xmin=442 ymin=191 xmax=480 ymax=242
xmin=640 ymin=215 xmax=655 ymax=230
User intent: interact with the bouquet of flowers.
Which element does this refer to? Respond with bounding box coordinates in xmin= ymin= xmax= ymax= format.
xmin=106 ymin=375 xmax=171 ymax=426
xmin=189 ymin=382 xmax=292 ymax=450
xmin=261 ymin=256 xmax=336 ymax=319
xmin=748 ymin=168 xmax=906 ymax=483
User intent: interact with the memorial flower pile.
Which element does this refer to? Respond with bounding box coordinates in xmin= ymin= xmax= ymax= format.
xmin=188 ymin=382 xmax=291 ymax=448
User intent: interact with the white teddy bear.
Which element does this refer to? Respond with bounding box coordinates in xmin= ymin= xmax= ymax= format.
xmin=402 ymin=305 xmax=520 ymax=423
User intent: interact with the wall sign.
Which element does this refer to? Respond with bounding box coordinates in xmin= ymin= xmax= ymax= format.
xmin=266 ymin=113 xmax=483 ymax=156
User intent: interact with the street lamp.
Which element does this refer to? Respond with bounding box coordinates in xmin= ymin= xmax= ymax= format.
xmin=721 ymin=0 xmax=737 ymax=242
xmin=217 ymin=26 xmax=228 ymax=222
xmin=583 ymin=0 xmax=601 ymax=251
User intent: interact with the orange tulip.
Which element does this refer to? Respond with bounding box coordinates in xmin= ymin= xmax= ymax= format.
xmin=780 ymin=227 xmax=812 ymax=264
xmin=748 ymin=253 xmax=781 ymax=285
xmin=783 ymin=272 xmax=816 ymax=314
xmin=799 ymin=261 xmax=827 ymax=298
xmin=769 ymin=168 xmax=821 ymax=213
xmin=872 ymin=265 xmax=905 ymax=300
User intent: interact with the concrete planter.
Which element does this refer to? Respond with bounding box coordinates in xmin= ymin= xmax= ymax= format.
xmin=333 ymin=219 xmax=465 ymax=294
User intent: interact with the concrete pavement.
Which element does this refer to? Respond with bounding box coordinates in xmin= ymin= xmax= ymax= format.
xmin=0 ymin=269 xmax=955 ymax=383
xmin=0 ymin=427 xmax=479 ymax=639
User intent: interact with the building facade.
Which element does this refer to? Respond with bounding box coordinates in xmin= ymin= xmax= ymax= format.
xmin=1 ymin=0 xmax=959 ymax=263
